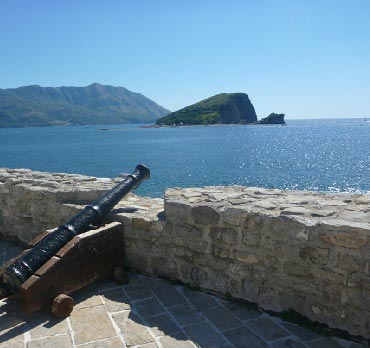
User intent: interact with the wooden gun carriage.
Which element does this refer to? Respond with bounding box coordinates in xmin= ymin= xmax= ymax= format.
xmin=0 ymin=164 xmax=150 ymax=318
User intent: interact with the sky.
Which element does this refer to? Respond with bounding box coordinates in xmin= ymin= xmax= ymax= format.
xmin=0 ymin=0 xmax=369 ymax=119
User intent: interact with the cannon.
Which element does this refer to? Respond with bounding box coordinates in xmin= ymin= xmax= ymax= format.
xmin=0 ymin=164 xmax=150 ymax=317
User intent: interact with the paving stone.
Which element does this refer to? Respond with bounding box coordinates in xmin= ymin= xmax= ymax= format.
xmin=0 ymin=323 xmax=25 ymax=348
xmin=247 ymin=317 xmax=290 ymax=341
xmin=224 ymin=325 xmax=269 ymax=348
xmin=169 ymin=304 xmax=204 ymax=326
xmin=82 ymin=336 xmax=124 ymax=348
xmin=72 ymin=284 xmax=104 ymax=310
xmin=27 ymin=334 xmax=73 ymax=348
xmin=137 ymin=343 xmax=158 ymax=348
xmin=93 ymin=278 xmax=120 ymax=291
xmin=272 ymin=339 xmax=307 ymax=348
xmin=152 ymin=286 xmax=187 ymax=307
xmin=69 ymin=305 xmax=117 ymax=345
xmin=141 ymin=275 xmax=170 ymax=289
xmin=124 ymin=273 xmax=144 ymax=286
xmin=184 ymin=322 xmax=226 ymax=348
xmin=112 ymin=311 xmax=153 ymax=347
xmin=29 ymin=314 xmax=69 ymax=339
xmin=281 ymin=322 xmax=319 ymax=341
xmin=125 ymin=285 xmax=153 ymax=301
xmin=222 ymin=302 xmax=261 ymax=321
xmin=181 ymin=287 xmax=218 ymax=310
xmin=101 ymin=288 xmax=131 ymax=312
xmin=203 ymin=306 xmax=242 ymax=331
xmin=135 ymin=298 xmax=164 ymax=318
xmin=145 ymin=314 xmax=181 ymax=336
xmin=0 ymin=310 xmax=26 ymax=331
xmin=307 ymin=337 xmax=346 ymax=347
xmin=160 ymin=332 xmax=194 ymax=348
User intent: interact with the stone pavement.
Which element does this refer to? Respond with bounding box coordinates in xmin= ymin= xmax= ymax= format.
xmin=0 ymin=241 xmax=367 ymax=348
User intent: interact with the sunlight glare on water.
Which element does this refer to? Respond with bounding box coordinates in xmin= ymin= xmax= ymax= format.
xmin=0 ymin=118 xmax=370 ymax=197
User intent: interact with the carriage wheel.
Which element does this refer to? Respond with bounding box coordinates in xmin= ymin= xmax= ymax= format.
xmin=51 ymin=294 xmax=74 ymax=318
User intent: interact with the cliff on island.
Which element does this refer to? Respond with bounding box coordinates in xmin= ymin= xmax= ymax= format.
xmin=256 ymin=113 xmax=286 ymax=125
xmin=0 ymin=83 xmax=170 ymax=128
xmin=156 ymin=93 xmax=257 ymax=125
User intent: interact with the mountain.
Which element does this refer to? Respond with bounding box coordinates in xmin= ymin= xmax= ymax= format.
xmin=256 ymin=113 xmax=286 ymax=125
xmin=156 ymin=93 xmax=257 ymax=126
xmin=0 ymin=83 xmax=170 ymax=127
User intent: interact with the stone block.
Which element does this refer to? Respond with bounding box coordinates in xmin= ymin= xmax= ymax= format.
xmin=132 ymin=217 xmax=152 ymax=231
xmin=335 ymin=252 xmax=360 ymax=273
xmin=101 ymin=288 xmax=131 ymax=312
xmin=191 ymin=205 xmax=220 ymax=225
xmin=151 ymin=256 xmax=178 ymax=278
xmin=247 ymin=317 xmax=289 ymax=341
xmin=169 ymin=304 xmax=204 ymax=325
xmin=29 ymin=316 xmax=69 ymax=340
xmin=69 ymin=306 xmax=117 ymax=345
xmin=190 ymin=267 xmax=209 ymax=285
xmin=27 ymin=334 xmax=73 ymax=348
xmin=214 ymin=245 xmax=230 ymax=259
xmin=272 ymin=339 xmax=306 ymax=348
xmin=112 ymin=311 xmax=153 ymax=347
xmin=234 ymin=251 xmax=259 ymax=264
xmin=82 ymin=337 xmax=123 ymax=348
xmin=134 ymin=298 xmax=164 ymax=318
xmin=284 ymin=262 xmax=310 ymax=276
xmin=160 ymin=332 xmax=194 ymax=348
xmin=183 ymin=239 xmax=209 ymax=253
xmin=203 ymin=306 xmax=242 ymax=331
xmin=242 ymin=279 xmax=259 ymax=302
xmin=125 ymin=285 xmax=153 ymax=301
xmin=300 ymin=246 xmax=330 ymax=265
xmin=224 ymin=325 xmax=269 ymax=348
xmin=280 ymin=322 xmax=319 ymax=341
xmin=257 ymin=287 xmax=277 ymax=308
xmin=211 ymin=226 xmax=238 ymax=246
xmin=181 ymin=287 xmax=219 ymax=310
xmin=152 ymin=286 xmax=187 ymax=307
xmin=145 ymin=313 xmax=180 ymax=336
xmin=242 ymin=229 xmax=261 ymax=246
xmin=174 ymin=223 xmax=202 ymax=239
xmin=319 ymin=223 xmax=369 ymax=249
xmin=164 ymin=201 xmax=192 ymax=223
xmin=184 ymin=322 xmax=227 ymax=348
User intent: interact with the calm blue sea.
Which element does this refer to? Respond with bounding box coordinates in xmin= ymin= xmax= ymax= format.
xmin=0 ymin=119 xmax=369 ymax=197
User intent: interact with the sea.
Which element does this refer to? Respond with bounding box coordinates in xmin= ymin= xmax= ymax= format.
xmin=0 ymin=118 xmax=369 ymax=198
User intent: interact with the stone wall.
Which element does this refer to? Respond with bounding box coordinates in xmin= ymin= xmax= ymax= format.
xmin=0 ymin=168 xmax=369 ymax=339
xmin=0 ymin=168 xmax=114 ymax=242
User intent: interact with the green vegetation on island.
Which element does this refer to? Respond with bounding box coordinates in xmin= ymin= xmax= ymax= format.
xmin=156 ymin=93 xmax=257 ymax=126
xmin=0 ymin=83 xmax=170 ymax=128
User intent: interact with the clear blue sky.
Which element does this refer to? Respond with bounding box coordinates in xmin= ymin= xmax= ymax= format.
xmin=0 ymin=0 xmax=369 ymax=118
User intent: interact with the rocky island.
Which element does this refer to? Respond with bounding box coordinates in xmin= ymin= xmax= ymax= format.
xmin=156 ymin=93 xmax=285 ymax=126
xmin=156 ymin=93 xmax=257 ymax=125
xmin=255 ymin=112 xmax=286 ymax=125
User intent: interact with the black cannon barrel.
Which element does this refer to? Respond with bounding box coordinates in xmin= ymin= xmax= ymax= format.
xmin=0 ymin=164 xmax=150 ymax=296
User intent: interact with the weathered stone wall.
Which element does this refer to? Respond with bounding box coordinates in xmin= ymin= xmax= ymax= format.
xmin=0 ymin=168 xmax=369 ymax=339
xmin=0 ymin=168 xmax=114 ymax=242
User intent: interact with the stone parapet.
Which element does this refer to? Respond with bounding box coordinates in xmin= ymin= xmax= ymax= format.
xmin=0 ymin=168 xmax=113 ymax=242
xmin=0 ymin=168 xmax=369 ymax=339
